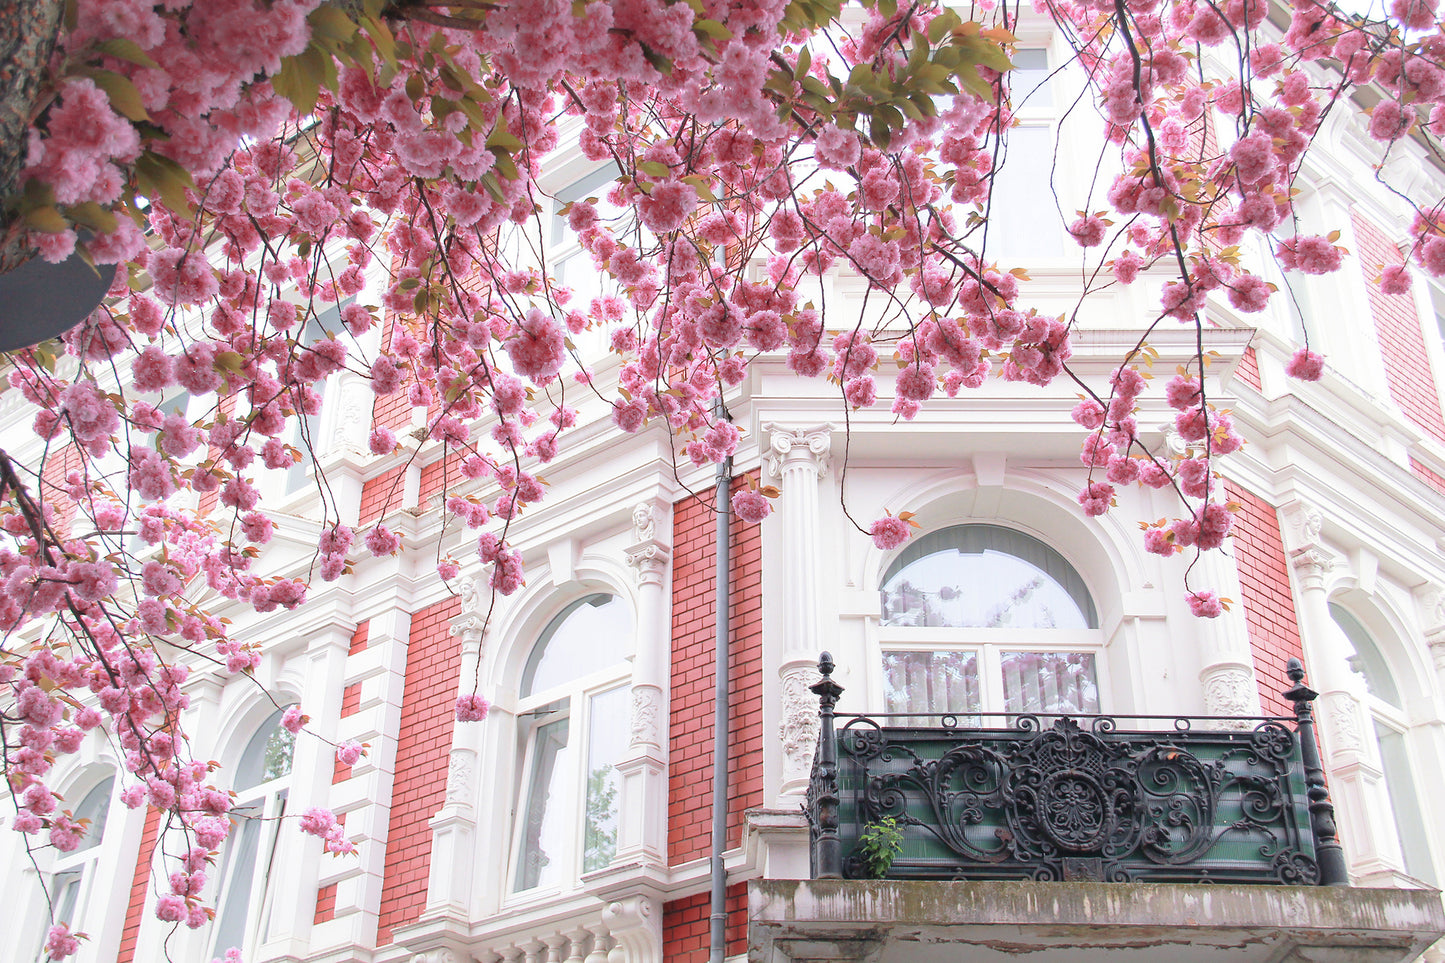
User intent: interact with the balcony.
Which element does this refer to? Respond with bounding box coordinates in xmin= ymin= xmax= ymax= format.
xmin=747 ymin=654 xmax=1445 ymax=963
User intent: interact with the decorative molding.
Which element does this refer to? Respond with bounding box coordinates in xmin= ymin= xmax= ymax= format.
xmin=333 ymin=376 xmax=375 ymax=455
xmin=1282 ymin=501 xmax=1324 ymax=554
xmin=624 ymin=542 xmax=670 ymax=587
xmin=1322 ymin=691 xmax=1364 ymax=755
xmin=628 ymin=684 xmax=664 ymax=749
xmin=1200 ymin=665 xmax=1259 ymax=722
xmin=603 ymin=894 xmax=661 ymax=963
xmin=631 ymin=502 xmax=657 ymax=543
xmin=444 ymin=749 xmax=475 ymax=809
xmin=1289 ymin=547 xmax=1332 ymax=589
xmin=779 ymin=664 xmax=821 ymax=792
xmin=449 ymin=575 xmax=487 ymax=647
xmin=762 ymin=423 xmax=833 ymax=481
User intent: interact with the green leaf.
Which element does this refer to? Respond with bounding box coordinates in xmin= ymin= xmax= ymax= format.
xmin=82 ymin=68 xmax=150 ymax=122
xmin=927 ymin=9 xmax=962 ymax=43
xmin=309 ymin=5 xmax=358 ymax=43
xmin=693 ymin=18 xmax=733 ymax=41
xmin=24 ymin=205 xmax=69 ymax=233
xmin=637 ymin=160 xmax=672 ymax=178
xmin=954 ymin=35 xmax=1014 ymax=74
xmin=485 ymin=125 xmax=523 ymax=154
xmin=65 ymin=201 xmax=119 ymax=235
xmin=96 ymin=38 xmax=159 ymax=69
xmin=795 ymin=45 xmax=812 ymax=78
xmin=272 ymin=51 xmax=322 ymax=115
xmin=134 ymin=151 xmax=196 ymax=216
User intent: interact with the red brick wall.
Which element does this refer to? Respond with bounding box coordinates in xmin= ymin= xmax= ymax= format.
xmin=662 ymin=883 xmax=748 ymax=962
xmin=1411 ymin=456 xmax=1445 ymax=496
xmin=116 ymin=806 xmax=162 ymax=963
xmin=377 ymin=596 xmax=461 ymax=944
xmin=349 ymin=620 xmax=370 ymax=655
xmin=359 ymin=464 xmax=408 ymax=525
xmin=1354 ymin=212 xmax=1445 ymax=444
xmin=668 ymin=475 xmax=764 ymax=866
xmin=1235 ymin=346 xmax=1263 ymax=391
xmin=1226 ymin=482 xmax=1306 ymax=715
xmin=313 ymin=883 xmax=337 ymax=924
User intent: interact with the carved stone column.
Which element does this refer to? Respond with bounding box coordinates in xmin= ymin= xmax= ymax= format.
xmin=613 ymin=501 xmax=671 ymax=863
xmin=1421 ymin=586 xmax=1445 ymax=680
xmin=1289 ymin=545 xmax=1402 ymax=880
xmin=764 ymin=423 xmax=833 ymax=796
xmin=1194 ymin=542 xmax=1263 ymax=722
xmin=424 ymin=578 xmax=487 ymax=917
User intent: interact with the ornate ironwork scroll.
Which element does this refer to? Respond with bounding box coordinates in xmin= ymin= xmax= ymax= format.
xmin=809 ymin=691 xmax=1321 ymax=884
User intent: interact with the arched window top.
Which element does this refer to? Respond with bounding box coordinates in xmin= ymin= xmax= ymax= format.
xmin=70 ymin=776 xmax=113 ymax=854
xmin=521 ymin=594 xmax=632 ymax=697
xmin=1329 ymin=603 xmax=1401 ymax=707
xmin=880 ymin=524 xmax=1097 ymax=630
xmin=234 ymin=709 xmax=295 ymax=790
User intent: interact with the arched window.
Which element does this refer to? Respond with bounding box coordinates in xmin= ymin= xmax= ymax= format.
xmin=878 ymin=524 xmax=1102 ymax=717
xmin=32 ymin=775 xmax=114 ymax=961
xmin=510 ymin=594 xmax=633 ymax=894
xmin=210 ymin=707 xmax=295 ymax=957
xmin=1329 ymin=603 xmax=1436 ymax=884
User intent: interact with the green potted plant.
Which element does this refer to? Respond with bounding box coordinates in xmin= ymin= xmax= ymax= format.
xmin=855 ymin=815 xmax=905 ymax=879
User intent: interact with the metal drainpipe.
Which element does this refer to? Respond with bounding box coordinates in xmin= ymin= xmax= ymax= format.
xmin=708 ymin=408 xmax=733 ymax=963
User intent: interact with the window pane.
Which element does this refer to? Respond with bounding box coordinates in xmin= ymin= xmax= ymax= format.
xmin=986 ymin=125 xmax=1063 ymax=258
xmin=522 ymin=595 xmax=633 ymax=696
xmin=880 ymin=526 xmax=1095 ymax=629
xmin=516 ymin=716 xmax=571 ymax=891
xmin=1329 ymin=603 xmax=1401 ymax=707
xmin=72 ymin=776 xmax=113 ymax=852
xmin=1375 ymin=721 xmax=1436 ymax=885
xmin=882 ymin=651 xmax=980 ymax=715
xmin=235 ymin=709 xmax=294 ymax=788
xmin=1010 ymin=48 xmax=1053 ymax=108
xmin=583 ymin=686 xmax=629 ymax=873
xmin=1001 ymin=652 xmax=1099 ymax=714
xmin=212 ymin=814 xmax=263 ymax=955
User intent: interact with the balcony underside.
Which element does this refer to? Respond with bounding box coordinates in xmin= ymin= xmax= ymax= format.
xmin=749 ymin=880 xmax=1445 ymax=963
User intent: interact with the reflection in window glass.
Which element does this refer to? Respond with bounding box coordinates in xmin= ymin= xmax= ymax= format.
xmin=1330 ymin=603 xmax=1401 ymax=707
xmin=883 ymin=651 xmax=980 ymax=716
xmin=211 ymin=709 xmax=294 ymax=957
xmin=1375 ymin=721 xmax=1436 ymax=885
xmin=880 ymin=525 xmax=1095 ymax=629
xmin=1001 ymin=652 xmax=1099 ymax=714
xmin=522 ymin=594 xmax=633 ymax=696
xmin=986 ymin=125 xmax=1064 ymax=259
xmin=1009 ymin=48 xmax=1053 ymax=108
xmin=583 ymin=686 xmax=629 ymax=873
xmin=516 ymin=716 xmax=571 ymax=892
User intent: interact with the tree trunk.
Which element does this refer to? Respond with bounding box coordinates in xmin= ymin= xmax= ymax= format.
xmin=0 ymin=0 xmax=63 ymax=272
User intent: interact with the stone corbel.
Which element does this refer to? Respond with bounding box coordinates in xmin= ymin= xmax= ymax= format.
xmin=602 ymin=894 xmax=662 ymax=963
xmin=625 ymin=502 xmax=672 ymax=588
xmin=1280 ymin=500 xmax=1325 ymax=556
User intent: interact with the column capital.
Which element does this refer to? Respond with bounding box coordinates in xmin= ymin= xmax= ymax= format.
xmin=763 ymin=422 xmax=833 ymax=481
xmin=624 ymin=541 xmax=671 ymax=586
xmin=1289 ymin=547 xmax=1334 ymax=589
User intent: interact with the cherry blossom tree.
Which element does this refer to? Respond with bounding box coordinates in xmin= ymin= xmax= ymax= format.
xmin=3 ymin=0 xmax=1444 ymax=956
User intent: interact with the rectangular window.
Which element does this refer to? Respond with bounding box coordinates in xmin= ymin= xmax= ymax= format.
xmin=883 ymin=650 xmax=980 ymax=716
xmin=1000 ymin=651 xmax=1099 ymax=714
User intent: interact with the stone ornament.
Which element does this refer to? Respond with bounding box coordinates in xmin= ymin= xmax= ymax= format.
xmin=762 ymin=423 xmax=833 ymax=480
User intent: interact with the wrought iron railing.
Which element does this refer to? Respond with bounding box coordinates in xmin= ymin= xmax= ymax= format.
xmin=806 ymin=653 xmax=1348 ymax=886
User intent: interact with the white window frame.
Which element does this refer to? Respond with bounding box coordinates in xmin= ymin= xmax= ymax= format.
xmin=505 ymin=594 xmax=633 ymax=902
xmin=874 ymin=524 xmax=1106 ymax=719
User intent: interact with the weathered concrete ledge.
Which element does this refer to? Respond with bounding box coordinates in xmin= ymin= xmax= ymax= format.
xmin=748 ymin=879 xmax=1445 ymax=963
